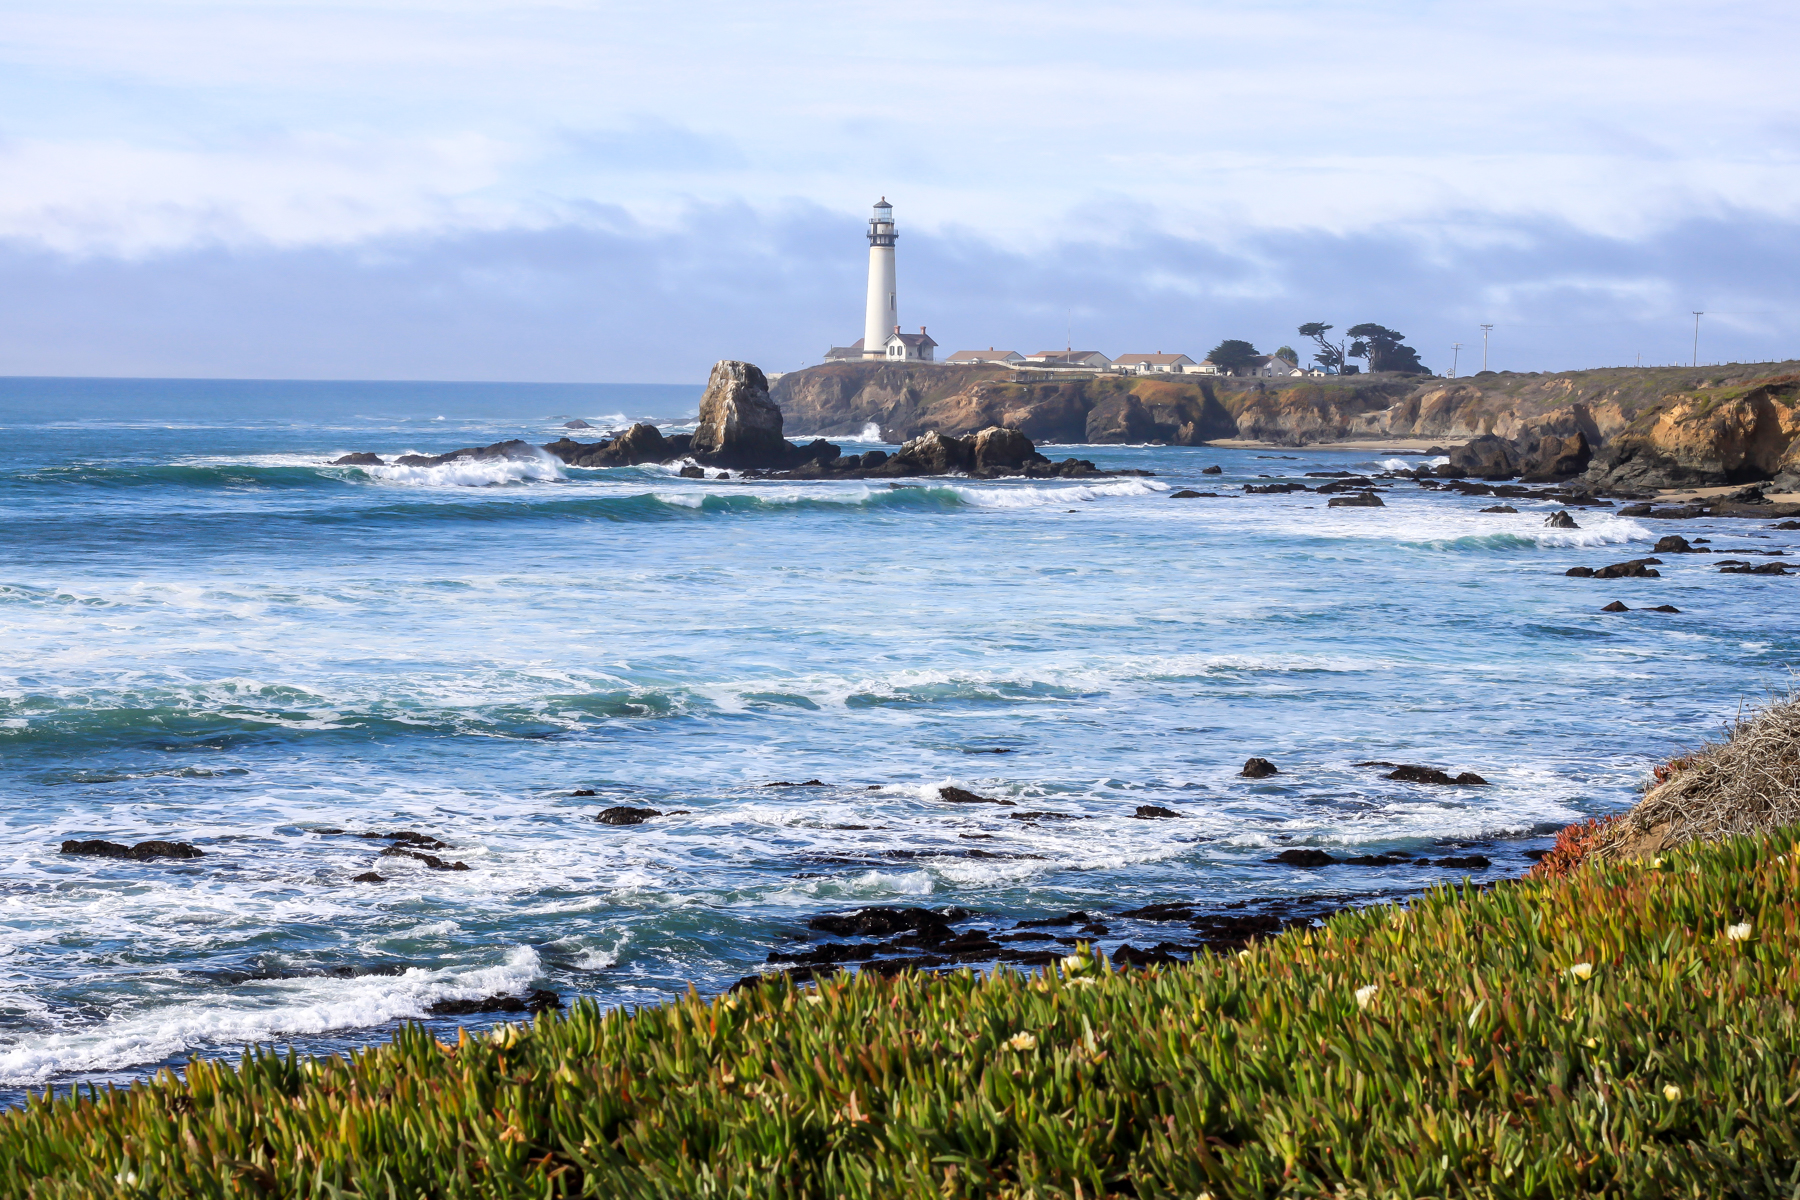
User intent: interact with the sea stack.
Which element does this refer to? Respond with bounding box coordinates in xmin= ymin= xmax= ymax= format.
xmin=690 ymin=360 xmax=789 ymax=467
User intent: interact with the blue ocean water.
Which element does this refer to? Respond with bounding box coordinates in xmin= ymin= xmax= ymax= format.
xmin=3 ymin=376 xmax=1797 ymax=1104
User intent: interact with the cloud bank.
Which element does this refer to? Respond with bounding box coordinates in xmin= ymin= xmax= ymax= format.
xmin=0 ymin=0 xmax=1794 ymax=379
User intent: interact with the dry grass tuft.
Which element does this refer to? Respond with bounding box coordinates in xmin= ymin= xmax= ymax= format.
xmin=1597 ymin=691 xmax=1800 ymax=858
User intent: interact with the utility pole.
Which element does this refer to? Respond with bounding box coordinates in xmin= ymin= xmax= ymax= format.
xmin=1450 ymin=343 xmax=1462 ymax=378
xmin=1692 ymin=312 xmax=1703 ymax=367
xmin=1479 ymin=324 xmax=1494 ymax=372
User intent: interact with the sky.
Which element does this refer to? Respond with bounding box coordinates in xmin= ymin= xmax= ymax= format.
xmin=0 ymin=0 xmax=1796 ymax=381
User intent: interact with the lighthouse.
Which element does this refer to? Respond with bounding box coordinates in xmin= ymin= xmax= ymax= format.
xmin=862 ymin=198 xmax=897 ymax=360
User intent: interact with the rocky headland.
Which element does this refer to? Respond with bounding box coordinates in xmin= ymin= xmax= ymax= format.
xmin=772 ymin=359 xmax=1800 ymax=493
xmin=332 ymin=361 xmax=1118 ymax=481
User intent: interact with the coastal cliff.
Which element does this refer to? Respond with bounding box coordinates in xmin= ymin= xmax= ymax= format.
xmin=773 ymin=359 xmax=1800 ymax=489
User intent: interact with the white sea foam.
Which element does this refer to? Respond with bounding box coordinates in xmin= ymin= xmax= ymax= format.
xmin=0 ymin=947 xmax=543 ymax=1083
xmin=365 ymin=454 xmax=563 ymax=487
xmin=947 ymin=478 xmax=1168 ymax=507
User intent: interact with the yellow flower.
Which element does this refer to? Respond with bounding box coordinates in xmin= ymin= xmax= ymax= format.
xmin=1567 ymin=962 xmax=1593 ymax=981
xmin=1354 ymin=984 xmax=1379 ymax=1010
xmin=1007 ymin=1032 xmax=1038 ymax=1052
xmin=1649 ymin=857 xmax=1665 ymax=869
xmin=1583 ymin=1037 xmax=1598 ymax=1048
xmin=1663 ymin=1084 xmax=1682 ymax=1102
xmin=1726 ymin=922 xmax=1753 ymax=941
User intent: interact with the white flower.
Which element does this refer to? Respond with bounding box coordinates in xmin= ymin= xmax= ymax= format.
xmin=1663 ymin=1084 xmax=1682 ymax=1102
xmin=804 ymin=992 xmax=825 ymax=1006
xmin=1726 ymin=922 xmax=1753 ymax=941
xmin=1567 ymin=962 xmax=1593 ymax=981
xmin=1354 ymin=984 xmax=1379 ymax=1009
xmin=1007 ymin=1032 xmax=1038 ymax=1051
xmin=1237 ymin=950 xmax=1252 ymax=960
xmin=1649 ymin=857 xmax=1665 ymax=869
xmin=1065 ymin=976 xmax=1097 ymax=988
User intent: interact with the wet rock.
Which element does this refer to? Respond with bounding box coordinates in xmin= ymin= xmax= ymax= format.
xmin=971 ymin=426 xmax=1036 ymax=472
xmin=1721 ymin=562 xmax=1792 ymax=575
xmin=1245 ymin=482 xmax=1309 ymax=494
xmin=60 ymin=838 xmax=204 ymax=861
xmin=1648 ymin=604 xmax=1682 ymax=613
xmin=1520 ymin=430 xmax=1593 ymax=482
xmin=1432 ymin=855 xmax=1492 ymax=870
xmin=1544 ymin=510 xmax=1579 ymax=529
xmin=1009 ymin=811 xmax=1087 ymax=821
xmin=1269 ymin=848 xmax=1337 ymax=868
xmin=1240 ymin=757 xmax=1279 ymax=778
xmin=331 ymin=452 xmax=384 ymax=466
xmin=1015 ymin=911 xmax=1091 ymax=928
xmin=1593 ymin=558 xmax=1663 ymax=578
xmin=1313 ymin=477 xmax=1375 ymax=493
xmin=1566 ymin=566 xmax=1595 ymax=577
xmin=563 ymin=419 xmax=592 ymax=429
xmin=678 ymin=465 xmax=705 ymax=478
xmin=1342 ymin=853 xmax=1415 ymax=866
xmin=768 ymin=942 xmax=882 ymax=966
xmin=352 ymin=871 xmax=385 ymax=883
xmin=1601 ymin=600 xmax=1630 ymax=612
xmin=570 ymin=789 xmax=597 ymax=797
xmin=1202 ymin=465 xmax=1223 ymax=474
xmin=938 ymin=785 xmax=1013 ymax=806
xmin=1169 ymin=490 xmax=1203 ymax=499
xmin=809 ymin=906 xmax=965 ymax=939
xmin=1113 ymin=903 xmax=1195 ymax=921
xmin=1384 ymin=765 xmax=1488 ymax=785
xmin=1327 ymin=491 xmax=1385 ymax=508
xmin=427 ymin=989 xmax=561 ymax=1017
xmin=362 ymin=830 xmax=449 ymax=850
xmin=379 ymin=846 xmax=470 ymax=871
xmin=1652 ymin=534 xmax=1702 ymax=553
xmin=1450 ymin=434 xmax=1523 ymax=480
xmin=764 ymin=780 xmax=826 ymax=787
xmin=1480 ymin=505 xmax=1518 ymax=513
xmin=891 ymin=430 xmax=974 ymax=475
xmin=1131 ymin=805 xmax=1184 ymax=819
xmin=1772 ymin=520 xmax=1800 ymax=530
xmin=597 ymin=806 xmax=662 ymax=825
xmin=1112 ymin=943 xmax=1183 ymax=967
xmin=690 ymin=361 xmax=790 ymax=467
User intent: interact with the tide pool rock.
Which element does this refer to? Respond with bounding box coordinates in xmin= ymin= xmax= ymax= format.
xmin=60 ymin=838 xmax=203 ymax=860
xmin=1327 ymin=491 xmax=1385 ymax=507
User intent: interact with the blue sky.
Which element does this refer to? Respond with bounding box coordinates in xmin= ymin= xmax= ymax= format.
xmin=0 ymin=0 xmax=1795 ymax=380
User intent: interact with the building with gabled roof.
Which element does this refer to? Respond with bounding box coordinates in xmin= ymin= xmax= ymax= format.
xmin=1113 ymin=352 xmax=1196 ymax=373
xmin=944 ymin=348 xmax=1025 ymax=365
xmin=884 ymin=327 xmax=937 ymax=362
xmin=1025 ymin=350 xmax=1111 ymax=368
xmin=824 ymin=339 xmax=865 ymax=362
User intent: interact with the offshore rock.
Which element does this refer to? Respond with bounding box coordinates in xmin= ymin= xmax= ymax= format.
xmin=1544 ymin=510 xmax=1580 ymax=529
xmin=597 ymin=806 xmax=663 ymax=826
xmin=1449 ymin=434 xmax=1523 ymax=480
xmin=1240 ymin=757 xmax=1279 ymax=778
xmin=331 ymin=452 xmax=384 ymax=466
xmin=691 ymin=360 xmax=789 ymax=466
xmin=1327 ymin=491 xmax=1385 ymax=507
xmin=61 ymin=838 xmax=204 ymax=861
xmin=971 ymin=426 xmax=1036 ymax=472
xmin=1521 ymin=430 xmax=1593 ymax=481
xmin=892 ymin=431 xmax=973 ymax=475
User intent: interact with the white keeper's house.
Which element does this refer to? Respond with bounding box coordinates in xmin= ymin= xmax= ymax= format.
xmin=1113 ymin=352 xmax=1197 ymax=374
xmin=1025 ymin=349 xmax=1112 ymax=368
xmin=884 ymin=327 xmax=938 ymax=362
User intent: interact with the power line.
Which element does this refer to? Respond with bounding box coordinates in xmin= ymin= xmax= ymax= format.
xmin=1450 ymin=342 xmax=1462 ymax=379
xmin=1480 ymin=325 xmax=1493 ymax=373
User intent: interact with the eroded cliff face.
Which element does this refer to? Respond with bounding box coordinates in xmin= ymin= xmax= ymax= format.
xmin=771 ymin=360 xmax=1800 ymax=488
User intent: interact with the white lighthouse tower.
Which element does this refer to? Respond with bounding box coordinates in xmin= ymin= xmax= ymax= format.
xmin=862 ymin=198 xmax=898 ymax=360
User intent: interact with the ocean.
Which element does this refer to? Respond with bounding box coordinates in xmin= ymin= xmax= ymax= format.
xmin=3 ymin=375 xmax=1796 ymax=1105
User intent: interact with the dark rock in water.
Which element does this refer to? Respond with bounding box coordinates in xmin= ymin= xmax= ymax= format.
xmin=1772 ymin=520 xmax=1800 ymax=530
xmin=1653 ymin=534 xmax=1701 ymax=553
xmin=597 ymin=806 xmax=662 ymax=825
xmin=1131 ymin=805 xmax=1184 ymax=819
xmin=689 ymin=360 xmax=789 ymax=467
xmin=1601 ymin=600 xmax=1630 ymax=612
xmin=352 ymin=872 xmax=385 ymax=883
xmin=1313 ymin=477 xmax=1375 ymax=493
xmin=768 ymin=942 xmax=883 ymax=967
xmin=1240 ymin=757 xmax=1279 ymax=778
xmin=1432 ymin=855 xmax=1492 ymax=870
xmin=331 ymin=452 xmax=384 ymax=466
xmin=1111 ymin=943 xmax=1183 ymax=967
xmin=890 ymin=430 xmax=973 ymax=475
xmin=1721 ymin=562 xmax=1792 ymax=575
xmin=678 ymin=465 xmax=705 ymax=478
xmin=1327 ymin=491 xmax=1384 ymax=508
xmin=1016 ymin=911 xmax=1092 ymax=928
xmin=1343 ymin=853 xmax=1415 ymax=866
xmin=379 ymin=846 xmax=470 ymax=871
xmin=1566 ymin=566 xmax=1595 ymax=577
xmin=1544 ymin=510 xmax=1580 ymax=529
xmin=1593 ymin=558 xmax=1662 ymax=579
xmin=1245 ymin=482 xmax=1309 ymax=494
xmin=564 ymin=419 xmax=592 ymax=429
xmin=938 ymin=785 xmax=1013 ymax=806
xmin=1649 ymin=604 xmax=1682 ymax=613
xmin=60 ymin=838 xmax=203 ymax=860
xmin=1269 ymin=848 xmax=1337 ymax=868
xmin=1384 ymin=764 xmax=1487 ymax=786
xmin=392 ymin=438 xmax=541 ymax=469
xmin=1202 ymin=465 xmax=1223 ymax=474
xmin=1520 ymin=430 xmax=1593 ymax=482
xmin=971 ymin=426 xmax=1036 ymax=473
xmin=1450 ymin=434 xmax=1523 ymax=480
xmin=1010 ymin=811 xmax=1087 ymax=821
xmin=809 ymin=906 xmax=965 ymax=938
xmin=428 ymin=989 xmax=561 ymax=1017
xmin=1480 ymin=505 xmax=1518 ymax=513
xmin=570 ymin=789 xmax=597 ymax=797
xmin=1169 ymin=490 xmax=1203 ymax=499
xmin=764 ymin=780 xmax=826 ymax=787
xmin=362 ymin=830 xmax=449 ymax=850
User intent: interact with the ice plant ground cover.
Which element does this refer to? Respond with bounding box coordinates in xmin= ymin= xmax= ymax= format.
xmin=8 ymin=830 xmax=1800 ymax=1198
